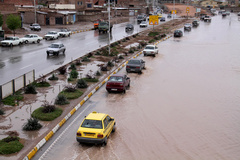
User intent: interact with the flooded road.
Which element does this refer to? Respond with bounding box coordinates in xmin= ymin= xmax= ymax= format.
xmin=33 ymin=14 xmax=240 ymax=160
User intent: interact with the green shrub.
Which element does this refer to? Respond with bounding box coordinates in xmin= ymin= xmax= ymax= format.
xmin=111 ymin=48 xmax=119 ymax=56
xmin=31 ymin=107 xmax=63 ymax=121
xmin=34 ymin=81 xmax=50 ymax=87
xmin=82 ymin=56 xmax=90 ymax=62
xmin=95 ymin=51 xmax=101 ymax=55
xmin=0 ymin=109 xmax=4 ymax=115
xmin=70 ymin=70 xmax=78 ymax=79
xmin=22 ymin=118 xmax=42 ymax=131
xmin=119 ymin=55 xmax=124 ymax=59
xmin=148 ymin=39 xmax=156 ymax=43
xmin=82 ymin=78 xmax=99 ymax=82
xmin=2 ymin=93 xmax=24 ymax=106
xmin=95 ymin=70 xmax=101 ymax=76
xmin=69 ymin=63 xmax=76 ymax=70
xmin=128 ymin=48 xmax=134 ymax=53
xmin=59 ymin=89 xmax=83 ymax=99
xmin=139 ymin=41 xmax=147 ymax=47
xmin=41 ymin=102 xmax=56 ymax=113
xmin=107 ymin=61 xmax=114 ymax=67
xmin=67 ymin=77 xmax=74 ymax=82
xmin=76 ymin=79 xmax=88 ymax=88
xmin=48 ymin=74 xmax=59 ymax=81
xmin=148 ymin=31 xmax=159 ymax=37
xmin=25 ymin=84 xmax=37 ymax=94
xmin=75 ymin=60 xmax=82 ymax=65
xmin=0 ymin=136 xmax=24 ymax=155
xmin=55 ymin=94 xmax=69 ymax=105
xmin=58 ymin=66 xmax=67 ymax=75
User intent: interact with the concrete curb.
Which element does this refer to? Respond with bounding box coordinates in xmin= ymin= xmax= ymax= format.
xmin=71 ymin=29 xmax=92 ymax=34
xmin=23 ymin=35 xmax=172 ymax=160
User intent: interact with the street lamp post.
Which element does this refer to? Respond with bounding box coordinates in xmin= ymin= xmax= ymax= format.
xmin=34 ymin=0 xmax=36 ymax=23
xmin=108 ymin=0 xmax=111 ymax=56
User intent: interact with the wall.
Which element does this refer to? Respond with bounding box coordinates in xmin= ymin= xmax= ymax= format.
xmin=0 ymin=0 xmax=36 ymax=5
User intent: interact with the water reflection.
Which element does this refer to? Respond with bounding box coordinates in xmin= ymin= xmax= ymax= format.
xmin=9 ymin=56 xmax=22 ymax=63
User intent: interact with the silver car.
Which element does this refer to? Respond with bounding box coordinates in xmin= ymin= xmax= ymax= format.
xmin=46 ymin=43 xmax=66 ymax=56
xmin=126 ymin=59 xmax=145 ymax=74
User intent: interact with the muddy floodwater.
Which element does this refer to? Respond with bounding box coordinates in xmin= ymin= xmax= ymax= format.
xmin=32 ymin=15 xmax=240 ymax=160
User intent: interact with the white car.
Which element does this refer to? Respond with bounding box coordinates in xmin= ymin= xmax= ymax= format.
xmin=143 ymin=45 xmax=158 ymax=57
xmin=140 ymin=21 xmax=148 ymax=28
xmin=29 ymin=23 xmax=41 ymax=31
xmin=44 ymin=31 xmax=59 ymax=40
xmin=58 ymin=29 xmax=71 ymax=37
xmin=0 ymin=36 xmax=23 ymax=47
xmin=46 ymin=43 xmax=66 ymax=56
xmin=21 ymin=34 xmax=43 ymax=44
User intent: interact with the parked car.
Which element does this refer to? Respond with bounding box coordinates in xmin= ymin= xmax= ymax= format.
xmin=137 ymin=15 xmax=146 ymax=24
xmin=238 ymin=12 xmax=240 ymax=16
xmin=29 ymin=23 xmax=41 ymax=31
xmin=76 ymin=111 xmax=116 ymax=145
xmin=44 ymin=31 xmax=59 ymax=40
xmin=125 ymin=24 xmax=134 ymax=32
xmin=218 ymin=10 xmax=225 ymax=14
xmin=192 ymin=20 xmax=200 ymax=27
xmin=222 ymin=12 xmax=227 ymax=17
xmin=157 ymin=13 xmax=162 ymax=19
xmin=46 ymin=43 xmax=66 ymax=56
xmin=126 ymin=59 xmax=145 ymax=74
xmin=0 ymin=36 xmax=23 ymax=47
xmin=143 ymin=45 xmax=158 ymax=57
xmin=174 ymin=30 xmax=183 ymax=37
xmin=58 ymin=29 xmax=71 ymax=37
xmin=140 ymin=21 xmax=148 ymax=28
xmin=160 ymin=17 xmax=166 ymax=22
xmin=225 ymin=11 xmax=230 ymax=15
xmin=184 ymin=23 xmax=192 ymax=31
xmin=106 ymin=74 xmax=130 ymax=93
xmin=203 ymin=15 xmax=211 ymax=22
xmin=21 ymin=34 xmax=43 ymax=44
xmin=167 ymin=14 xmax=172 ymax=18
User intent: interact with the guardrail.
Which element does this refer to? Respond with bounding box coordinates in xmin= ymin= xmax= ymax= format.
xmin=0 ymin=70 xmax=35 ymax=100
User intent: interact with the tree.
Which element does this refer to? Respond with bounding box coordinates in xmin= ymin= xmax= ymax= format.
xmin=6 ymin=14 xmax=21 ymax=36
xmin=0 ymin=13 xmax=3 ymax=28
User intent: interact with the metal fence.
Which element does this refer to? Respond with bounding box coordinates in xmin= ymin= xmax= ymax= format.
xmin=0 ymin=70 xmax=35 ymax=100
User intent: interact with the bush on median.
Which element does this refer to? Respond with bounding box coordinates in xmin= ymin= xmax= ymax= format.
xmin=0 ymin=136 xmax=24 ymax=155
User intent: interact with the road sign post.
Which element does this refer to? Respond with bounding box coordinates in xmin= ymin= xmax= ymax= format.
xmin=186 ymin=7 xmax=190 ymax=19
xmin=149 ymin=15 xmax=158 ymax=30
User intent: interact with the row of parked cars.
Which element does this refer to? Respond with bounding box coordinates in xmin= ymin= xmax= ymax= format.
xmin=0 ymin=29 xmax=71 ymax=47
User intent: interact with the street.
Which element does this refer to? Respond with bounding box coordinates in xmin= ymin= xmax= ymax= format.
xmin=0 ymin=17 xmax=160 ymax=85
xmin=30 ymin=13 xmax=240 ymax=160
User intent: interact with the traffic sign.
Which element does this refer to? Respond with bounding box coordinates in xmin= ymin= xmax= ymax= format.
xmin=172 ymin=10 xmax=177 ymax=14
xmin=149 ymin=15 xmax=158 ymax=25
xmin=186 ymin=7 xmax=190 ymax=13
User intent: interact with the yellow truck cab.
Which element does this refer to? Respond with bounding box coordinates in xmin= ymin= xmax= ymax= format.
xmin=76 ymin=111 xmax=116 ymax=145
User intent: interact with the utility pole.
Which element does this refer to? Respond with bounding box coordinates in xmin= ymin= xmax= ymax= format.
xmin=34 ymin=0 xmax=36 ymax=23
xmin=108 ymin=0 xmax=111 ymax=56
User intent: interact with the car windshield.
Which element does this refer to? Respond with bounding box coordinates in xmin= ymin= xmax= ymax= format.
xmin=126 ymin=24 xmax=132 ymax=27
xmin=24 ymin=35 xmax=31 ymax=38
xmin=128 ymin=60 xmax=140 ymax=64
xmin=48 ymin=32 xmax=56 ymax=34
xmin=33 ymin=24 xmax=39 ymax=26
xmin=81 ymin=119 xmax=103 ymax=129
xmin=60 ymin=29 xmax=67 ymax=32
xmin=145 ymin=46 xmax=154 ymax=50
xmin=5 ymin=37 xmax=14 ymax=40
xmin=141 ymin=21 xmax=147 ymax=24
xmin=109 ymin=76 xmax=123 ymax=82
xmin=50 ymin=44 xmax=60 ymax=48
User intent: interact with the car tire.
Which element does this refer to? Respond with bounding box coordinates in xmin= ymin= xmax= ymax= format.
xmin=10 ymin=43 xmax=13 ymax=47
xmin=47 ymin=52 xmax=49 ymax=56
xmin=112 ymin=124 xmax=116 ymax=132
xmin=144 ymin=54 xmax=146 ymax=56
xmin=63 ymin=49 xmax=66 ymax=54
xmin=102 ymin=137 xmax=107 ymax=146
xmin=25 ymin=40 xmax=29 ymax=44
xmin=123 ymin=88 xmax=126 ymax=94
xmin=37 ymin=39 xmax=40 ymax=43
xmin=138 ymin=70 xmax=142 ymax=74
xmin=56 ymin=52 xmax=59 ymax=56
